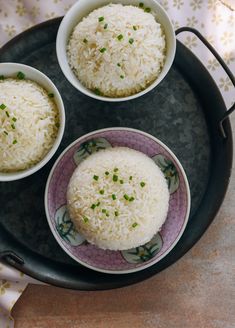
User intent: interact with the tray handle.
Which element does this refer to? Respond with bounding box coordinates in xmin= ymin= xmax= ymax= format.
xmin=176 ymin=27 xmax=235 ymax=139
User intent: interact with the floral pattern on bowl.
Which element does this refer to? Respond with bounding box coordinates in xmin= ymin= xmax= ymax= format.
xmin=45 ymin=128 xmax=190 ymax=274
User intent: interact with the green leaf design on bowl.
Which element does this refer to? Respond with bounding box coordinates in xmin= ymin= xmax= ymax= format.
xmin=152 ymin=154 xmax=179 ymax=194
xmin=121 ymin=233 xmax=163 ymax=264
xmin=73 ymin=138 xmax=112 ymax=166
xmin=55 ymin=205 xmax=85 ymax=246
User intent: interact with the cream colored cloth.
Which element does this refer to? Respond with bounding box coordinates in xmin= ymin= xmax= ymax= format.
xmin=0 ymin=0 xmax=234 ymax=327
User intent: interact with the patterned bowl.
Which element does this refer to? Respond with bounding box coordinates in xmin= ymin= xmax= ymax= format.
xmin=45 ymin=128 xmax=190 ymax=274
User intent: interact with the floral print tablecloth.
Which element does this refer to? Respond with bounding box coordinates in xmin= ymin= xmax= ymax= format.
xmin=0 ymin=0 xmax=234 ymax=327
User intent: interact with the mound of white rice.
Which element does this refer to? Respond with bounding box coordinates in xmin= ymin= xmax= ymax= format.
xmin=67 ymin=4 xmax=166 ymax=97
xmin=67 ymin=147 xmax=169 ymax=250
xmin=0 ymin=78 xmax=59 ymax=172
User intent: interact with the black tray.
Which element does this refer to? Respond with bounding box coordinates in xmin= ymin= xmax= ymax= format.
xmin=0 ymin=18 xmax=234 ymax=290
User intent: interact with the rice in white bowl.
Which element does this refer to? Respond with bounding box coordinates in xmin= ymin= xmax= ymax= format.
xmin=67 ymin=147 xmax=169 ymax=250
xmin=0 ymin=78 xmax=59 ymax=172
xmin=67 ymin=4 xmax=166 ymax=97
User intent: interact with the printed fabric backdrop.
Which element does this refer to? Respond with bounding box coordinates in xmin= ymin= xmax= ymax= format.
xmin=0 ymin=0 xmax=235 ymax=327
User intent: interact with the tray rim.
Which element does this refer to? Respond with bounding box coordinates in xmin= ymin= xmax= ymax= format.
xmin=0 ymin=17 xmax=233 ymax=290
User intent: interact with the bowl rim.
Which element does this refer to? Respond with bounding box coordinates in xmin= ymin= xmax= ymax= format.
xmin=56 ymin=0 xmax=176 ymax=102
xmin=0 ymin=62 xmax=65 ymax=182
xmin=44 ymin=127 xmax=191 ymax=274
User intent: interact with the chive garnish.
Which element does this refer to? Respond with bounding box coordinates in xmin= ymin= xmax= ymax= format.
xmin=105 ymin=171 xmax=109 ymax=176
xmin=93 ymin=175 xmax=99 ymax=181
xmin=115 ymin=211 xmax=119 ymax=217
xmin=99 ymin=190 xmax=104 ymax=195
xmin=83 ymin=216 xmax=89 ymax=223
xmin=96 ymin=201 xmax=100 ymax=207
xmin=120 ymin=75 xmax=124 ymax=79
xmin=98 ymin=16 xmax=104 ymax=22
xmin=91 ymin=204 xmax=96 ymax=210
xmin=145 ymin=7 xmax=151 ymax=12
xmin=129 ymin=38 xmax=134 ymax=44
xmin=133 ymin=26 xmax=137 ymax=31
xmin=113 ymin=174 xmax=118 ymax=182
xmin=3 ymin=131 xmax=8 ymax=135
xmin=17 ymin=71 xmax=25 ymax=80
xmin=55 ymin=122 xmax=60 ymax=128
xmin=12 ymin=117 xmax=17 ymax=122
xmin=83 ymin=38 xmax=88 ymax=43
xmin=12 ymin=139 xmax=17 ymax=144
xmin=48 ymin=93 xmax=54 ymax=98
xmin=117 ymin=63 xmax=121 ymax=67
xmin=94 ymin=88 xmax=102 ymax=96
xmin=124 ymin=194 xmax=129 ymax=201
xmin=139 ymin=2 xmax=144 ymax=8
xmin=106 ymin=212 xmax=109 ymax=217
xmin=6 ymin=111 xmax=10 ymax=118
xmin=11 ymin=123 xmax=15 ymax=129
xmin=120 ymin=179 xmax=124 ymax=184
xmin=0 ymin=75 xmax=5 ymax=80
xmin=112 ymin=194 xmax=116 ymax=200
xmin=117 ymin=34 xmax=123 ymax=41
xmin=100 ymin=47 xmax=106 ymax=53
xmin=104 ymin=23 xmax=108 ymax=29
xmin=129 ymin=196 xmax=135 ymax=202
xmin=129 ymin=176 xmax=133 ymax=180
xmin=132 ymin=222 xmax=138 ymax=228
xmin=0 ymin=103 xmax=6 ymax=110
xmin=114 ymin=168 xmax=118 ymax=172
xmin=102 ymin=209 xmax=106 ymax=213
xmin=140 ymin=182 xmax=146 ymax=187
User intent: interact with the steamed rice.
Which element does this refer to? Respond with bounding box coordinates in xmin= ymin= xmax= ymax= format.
xmin=67 ymin=147 xmax=169 ymax=250
xmin=0 ymin=78 xmax=59 ymax=172
xmin=67 ymin=4 xmax=166 ymax=97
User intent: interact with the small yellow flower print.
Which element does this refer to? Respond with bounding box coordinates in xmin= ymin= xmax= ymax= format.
xmin=0 ymin=280 xmax=11 ymax=295
xmin=207 ymin=58 xmax=219 ymax=71
xmin=64 ymin=4 xmax=73 ymax=13
xmin=173 ymin=0 xmax=184 ymax=10
xmin=206 ymin=35 xmax=215 ymax=46
xmin=16 ymin=4 xmax=26 ymax=17
xmin=160 ymin=0 xmax=169 ymax=11
xmin=219 ymin=77 xmax=232 ymax=91
xmin=172 ymin=19 xmax=180 ymax=30
xmin=186 ymin=16 xmax=198 ymax=28
xmin=184 ymin=35 xmax=197 ymax=49
xmin=30 ymin=6 xmax=40 ymax=19
xmin=207 ymin=0 xmax=220 ymax=10
xmin=212 ymin=13 xmax=223 ymax=25
xmin=221 ymin=31 xmax=233 ymax=46
xmin=46 ymin=12 xmax=56 ymax=19
xmin=223 ymin=51 xmax=235 ymax=65
xmin=54 ymin=0 xmax=61 ymax=3
xmin=228 ymin=15 xmax=235 ymax=27
xmin=4 ymin=24 xmax=16 ymax=37
xmin=190 ymin=0 xmax=203 ymax=10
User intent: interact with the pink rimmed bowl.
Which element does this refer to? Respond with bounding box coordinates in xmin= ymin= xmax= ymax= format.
xmin=45 ymin=128 xmax=190 ymax=274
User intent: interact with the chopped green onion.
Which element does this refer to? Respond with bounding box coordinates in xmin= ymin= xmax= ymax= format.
xmin=124 ymin=194 xmax=129 ymax=201
xmin=11 ymin=123 xmax=15 ymax=129
xmin=17 ymin=71 xmax=25 ymax=80
xmin=117 ymin=34 xmax=123 ymax=41
xmin=129 ymin=196 xmax=135 ymax=202
xmin=93 ymin=175 xmax=99 ymax=181
xmin=114 ymin=168 xmax=118 ymax=172
xmin=113 ymin=174 xmax=118 ymax=182
xmin=115 ymin=211 xmax=119 ymax=217
xmin=140 ymin=182 xmax=146 ymax=187
xmin=6 ymin=111 xmax=10 ymax=118
xmin=132 ymin=222 xmax=138 ymax=228
xmin=120 ymin=179 xmax=124 ymax=184
xmin=48 ymin=93 xmax=54 ymax=98
xmin=83 ymin=216 xmax=89 ymax=223
xmin=55 ymin=122 xmax=60 ymax=128
xmin=129 ymin=176 xmax=133 ymax=180
xmin=106 ymin=212 xmax=109 ymax=217
xmin=96 ymin=201 xmax=100 ymax=207
xmin=0 ymin=103 xmax=6 ymax=110
xmin=94 ymin=88 xmax=102 ymax=96
xmin=83 ymin=38 xmax=88 ymax=43
xmin=12 ymin=117 xmax=17 ymax=122
xmin=12 ymin=139 xmax=17 ymax=145
xmin=133 ymin=26 xmax=137 ymax=31
xmin=117 ymin=63 xmax=121 ymax=67
xmin=129 ymin=38 xmax=134 ymax=44
xmin=139 ymin=2 xmax=144 ymax=8
xmin=112 ymin=194 xmax=116 ymax=200
xmin=91 ymin=204 xmax=96 ymax=210
xmin=104 ymin=23 xmax=108 ymax=29
xmin=105 ymin=171 xmax=109 ymax=176
xmin=0 ymin=75 xmax=5 ymax=80
xmin=120 ymin=75 xmax=124 ymax=79
xmin=144 ymin=7 xmax=151 ymax=12
xmin=99 ymin=190 xmax=104 ymax=195
xmin=98 ymin=16 xmax=104 ymax=22
xmin=99 ymin=47 xmax=106 ymax=53
xmin=3 ymin=131 xmax=8 ymax=135
xmin=102 ymin=209 xmax=106 ymax=213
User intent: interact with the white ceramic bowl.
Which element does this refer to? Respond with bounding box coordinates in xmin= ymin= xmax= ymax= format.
xmin=56 ymin=0 xmax=176 ymax=102
xmin=0 ymin=62 xmax=65 ymax=182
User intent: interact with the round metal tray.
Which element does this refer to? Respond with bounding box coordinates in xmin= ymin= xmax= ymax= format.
xmin=0 ymin=18 xmax=233 ymax=290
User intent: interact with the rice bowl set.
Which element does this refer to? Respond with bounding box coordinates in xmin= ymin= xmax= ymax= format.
xmin=0 ymin=0 xmax=234 ymax=289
